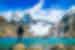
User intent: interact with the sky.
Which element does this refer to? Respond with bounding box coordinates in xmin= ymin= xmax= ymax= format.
xmin=0 ymin=0 xmax=74 ymax=22
xmin=0 ymin=0 xmax=75 ymax=11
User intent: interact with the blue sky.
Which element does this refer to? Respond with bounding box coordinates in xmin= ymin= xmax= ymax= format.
xmin=0 ymin=0 xmax=75 ymax=11
xmin=0 ymin=0 xmax=75 ymax=21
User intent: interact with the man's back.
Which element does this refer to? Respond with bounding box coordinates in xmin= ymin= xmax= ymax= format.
xmin=17 ymin=25 xmax=24 ymax=37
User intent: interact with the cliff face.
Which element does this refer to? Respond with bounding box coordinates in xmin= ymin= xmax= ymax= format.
xmin=69 ymin=14 xmax=75 ymax=37
xmin=0 ymin=16 xmax=6 ymax=24
xmin=63 ymin=12 xmax=75 ymax=37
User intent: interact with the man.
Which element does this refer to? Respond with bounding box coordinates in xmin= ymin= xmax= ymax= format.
xmin=17 ymin=24 xmax=24 ymax=42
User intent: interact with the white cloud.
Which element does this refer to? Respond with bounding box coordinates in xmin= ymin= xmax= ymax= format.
xmin=24 ymin=0 xmax=65 ymax=22
xmin=47 ymin=9 xmax=65 ymax=23
xmin=15 ymin=10 xmax=24 ymax=18
xmin=29 ymin=9 xmax=65 ymax=23
xmin=66 ymin=5 xmax=75 ymax=15
xmin=29 ymin=0 xmax=44 ymax=12
xmin=1 ymin=10 xmax=25 ymax=22
xmin=27 ymin=0 xmax=44 ymax=18
xmin=2 ymin=11 xmax=13 ymax=22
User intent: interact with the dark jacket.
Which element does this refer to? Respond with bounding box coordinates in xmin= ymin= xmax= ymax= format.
xmin=17 ymin=25 xmax=24 ymax=36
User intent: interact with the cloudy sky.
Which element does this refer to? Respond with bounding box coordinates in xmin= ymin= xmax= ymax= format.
xmin=0 ymin=0 xmax=75 ymax=21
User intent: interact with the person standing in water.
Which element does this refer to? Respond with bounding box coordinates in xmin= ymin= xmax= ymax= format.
xmin=17 ymin=24 xmax=24 ymax=42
